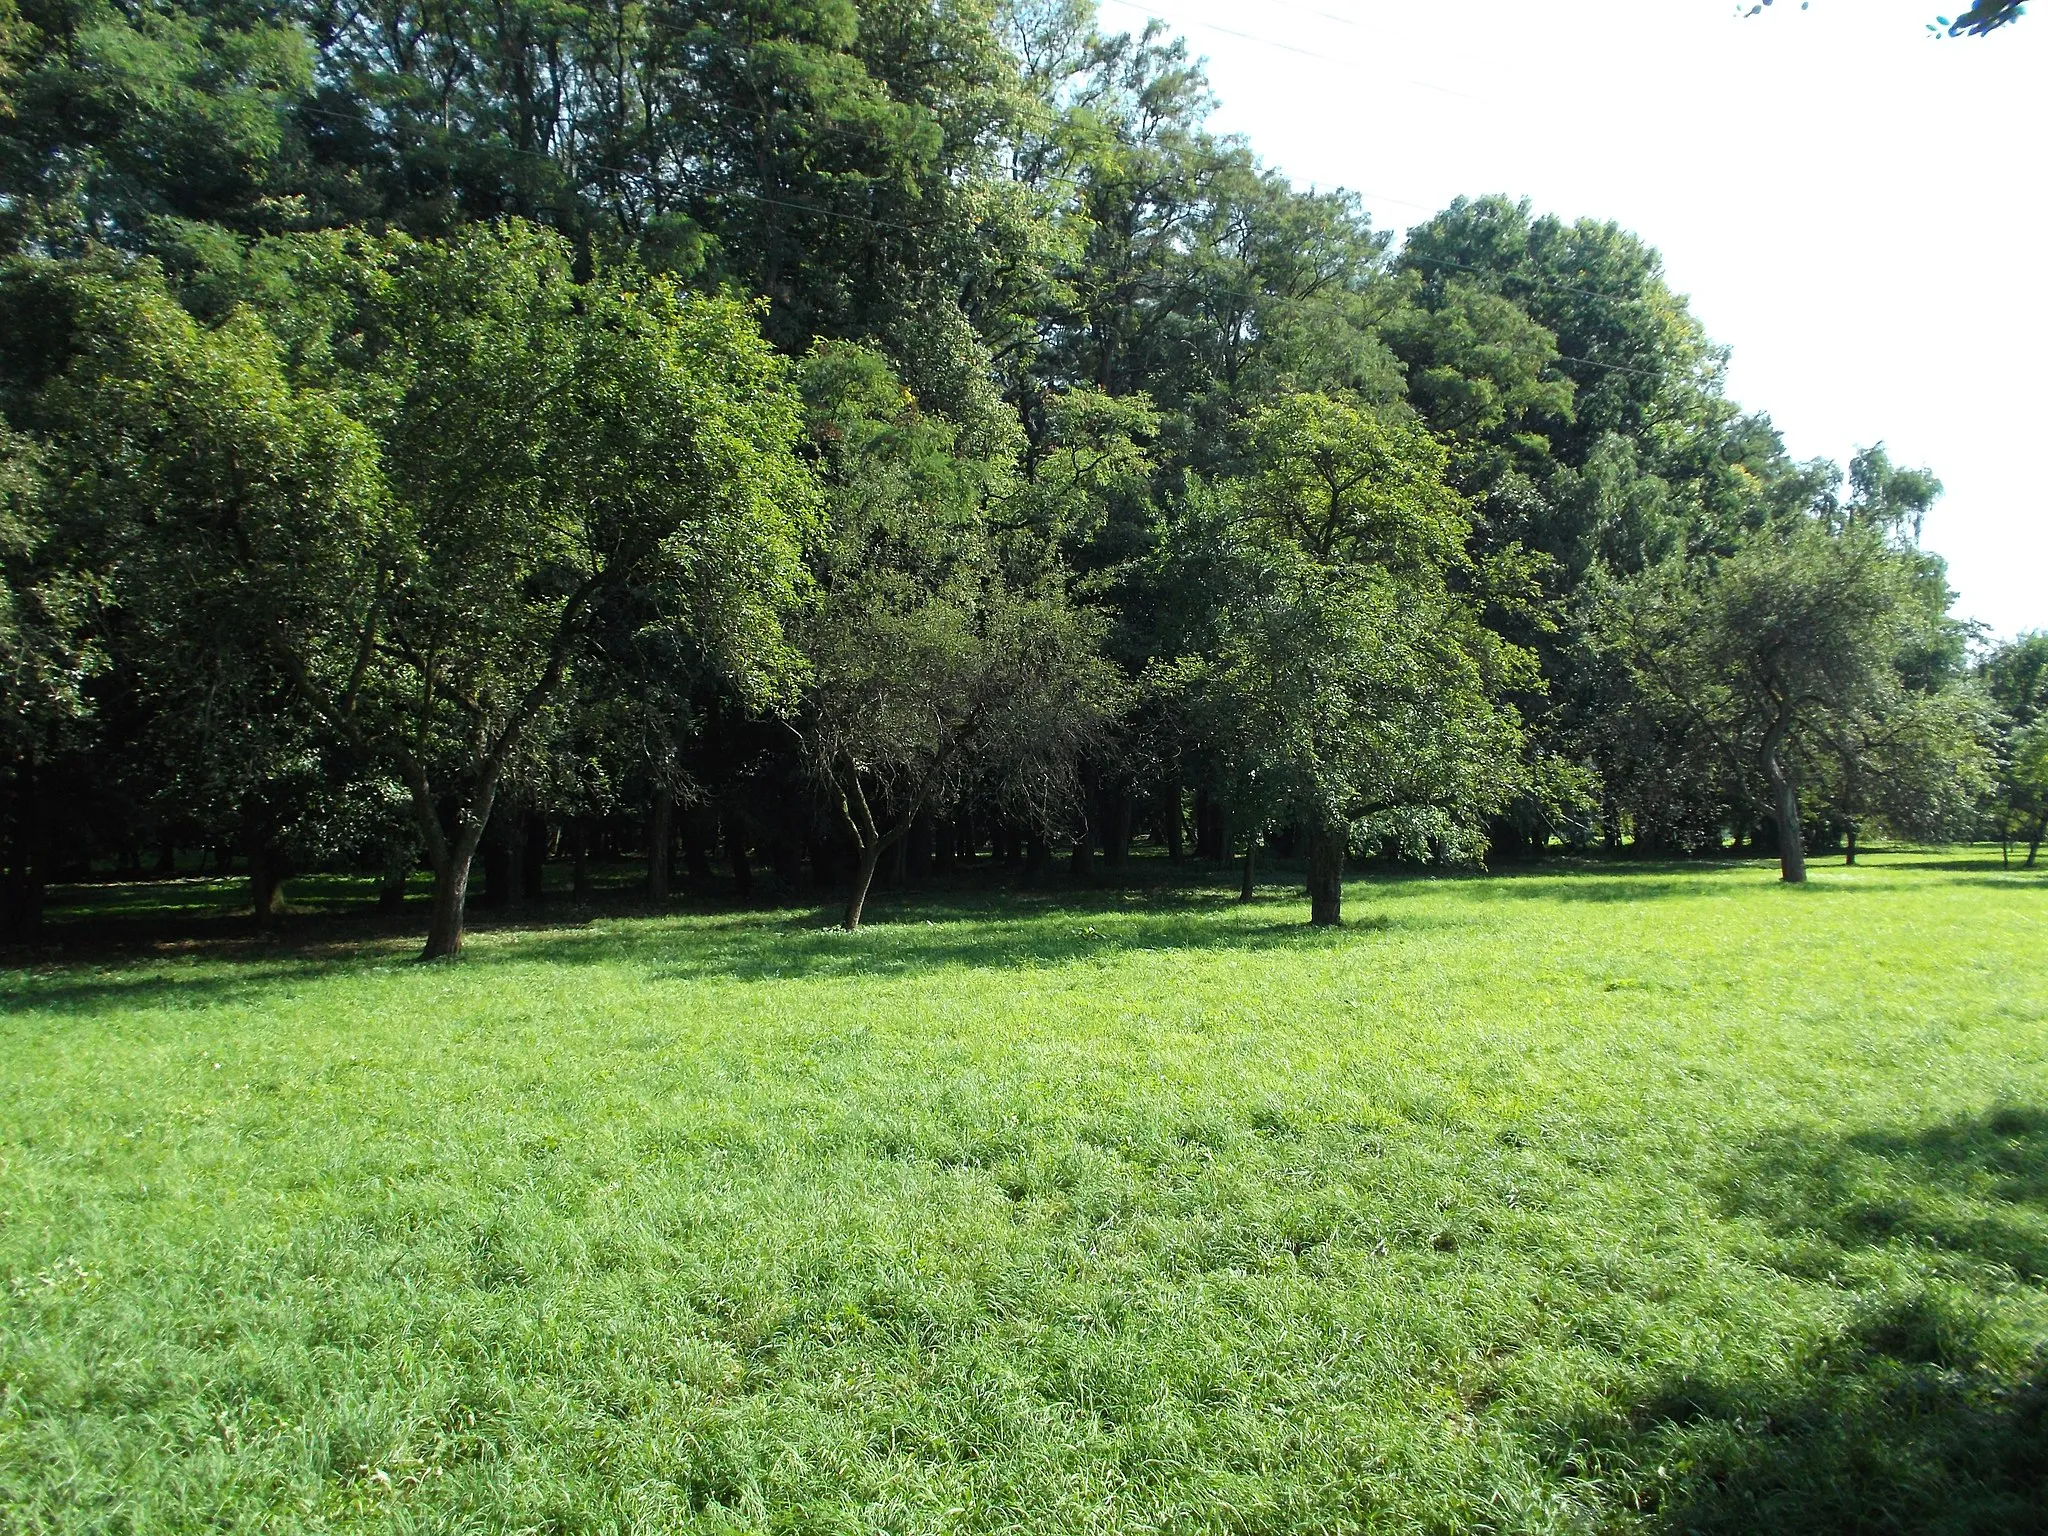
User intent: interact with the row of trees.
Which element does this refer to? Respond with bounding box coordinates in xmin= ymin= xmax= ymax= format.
xmin=0 ymin=0 xmax=2032 ymax=956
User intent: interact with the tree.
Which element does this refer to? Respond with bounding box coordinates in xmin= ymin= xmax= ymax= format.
xmin=0 ymin=426 xmax=97 ymax=934
xmin=17 ymin=223 xmax=815 ymax=957
xmin=1980 ymin=632 xmax=2048 ymax=865
xmin=1814 ymin=686 xmax=1992 ymax=864
xmin=2002 ymin=721 xmax=2048 ymax=866
xmin=1607 ymin=514 xmax=1958 ymax=883
xmin=792 ymin=343 xmax=1121 ymax=930
xmin=0 ymin=0 xmax=314 ymax=254
xmin=1169 ymin=394 xmax=1533 ymax=926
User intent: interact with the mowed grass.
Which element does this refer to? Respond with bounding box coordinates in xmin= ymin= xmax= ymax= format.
xmin=2 ymin=854 xmax=2045 ymax=1535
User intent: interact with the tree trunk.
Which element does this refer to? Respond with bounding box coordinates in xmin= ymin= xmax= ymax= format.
xmin=521 ymin=813 xmax=548 ymax=901
xmin=2028 ymin=832 xmax=2041 ymax=869
xmin=1165 ymin=780 xmax=1185 ymax=863
xmin=423 ymin=849 xmax=476 ymax=960
xmin=844 ymin=839 xmax=886 ymax=931
xmin=246 ymin=839 xmax=286 ymax=924
xmin=1306 ymin=824 xmax=1344 ymax=927
xmin=420 ymin=810 xmax=490 ymax=959
xmin=417 ymin=782 xmax=495 ymax=961
xmin=726 ymin=819 xmax=753 ymax=897
xmin=377 ymin=857 xmax=408 ymax=913
xmin=647 ymin=787 xmax=674 ymax=900
xmin=1070 ymin=831 xmax=1094 ymax=881
xmin=1765 ymin=739 xmax=1807 ymax=885
xmin=1239 ymin=837 xmax=1257 ymax=903
xmin=570 ymin=820 xmax=591 ymax=898
xmin=1845 ymin=823 xmax=1857 ymax=867
xmin=1104 ymin=786 xmax=1132 ymax=868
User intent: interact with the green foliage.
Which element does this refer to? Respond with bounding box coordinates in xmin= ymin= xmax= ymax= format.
xmin=1159 ymin=395 xmax=1532 ymax=921
xmin=1606 ymin=512 xmax=1989 ymax=877
xmin=794 ymin=342 xmax=1124 ymax=925
xmin=7 ymin=223 xmax=814 ymax=951
xmin=0 ymin=0 xmax=313 ymax=252
xmin=1983 ymin=633 xmax=2048 ymax=862
xmin=0 ymin=426 xmax=94 ymax=756
xmin=0 ymin=0 xmax=2012 ymax=929
xmin=2004 ymin=720 xmax=2048 ymax=859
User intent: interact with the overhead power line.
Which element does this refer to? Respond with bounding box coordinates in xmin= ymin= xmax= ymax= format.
xmin=1094 ymin=0 xmax=1490 ymax=102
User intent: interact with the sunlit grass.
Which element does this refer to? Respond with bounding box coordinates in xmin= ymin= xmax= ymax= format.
xmin=2 ymin=851 xmax=2044 ymax=1532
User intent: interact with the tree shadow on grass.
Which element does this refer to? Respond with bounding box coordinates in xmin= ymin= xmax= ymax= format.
xmin=1383 ymin=856 xmax=1853 ymax=905
xmin=1 ymin=879 xmax=1415 ymax=1010
xmin=1583 ymin=1109 xmax=2048 ymax=1533
xmin=1727 ymin=1108 xmax=2048 ymax=1282
xmin=0 ymin=942 xmax=413 ymax=1017
xmin=488 ymin=889 xmax=1393 ymax=985
xmin=1922 ymin=876 xmax=2048 ymax=896
xmin=1881 ymin=856 xmax=2044 ymax=875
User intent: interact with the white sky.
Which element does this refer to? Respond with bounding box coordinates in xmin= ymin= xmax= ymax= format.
xmin=1093 ymin=0 xmax=2046 ymax=640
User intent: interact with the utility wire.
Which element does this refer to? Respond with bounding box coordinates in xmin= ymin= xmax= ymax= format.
xmin=1095 ymin=0 xmax=1490 ymax=101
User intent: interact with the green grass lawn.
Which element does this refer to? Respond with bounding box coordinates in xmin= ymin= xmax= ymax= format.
xmin=3 ymin=852 xmax=2045 ymax=1534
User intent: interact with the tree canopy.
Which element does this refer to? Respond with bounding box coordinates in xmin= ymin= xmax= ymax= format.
xmin=0 ymin=0 xmax=2015 ymax=947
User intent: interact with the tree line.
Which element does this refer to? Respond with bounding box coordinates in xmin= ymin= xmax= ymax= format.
xmin=0 ymin=0 xmax=2038 ymax=957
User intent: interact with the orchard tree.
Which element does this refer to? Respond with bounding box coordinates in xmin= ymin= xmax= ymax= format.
xmin=0 ymin=426 xmax=97 ymax=933
xmin=1607 ymin=515 xmax=1955 ymax=883
xmin=4 ymin=252 xmax=381 ymax=928
xmin=1815 ymin=687 xmax=1992 ymax=863
xmin=346 ymin=226 xmax=814 ymax=955
xmin=2002 ymin=722 xmax=2048 ymax=866
xmin=19 ymin=223 xmax=815 ymax=957
xmin=1178 ymin=394 xmax=1534 ymax=926
xmin=793 ymin=344 xmax=1122 ymax=931
xmin=1981 ymin=632 xmax=2048 ymax=864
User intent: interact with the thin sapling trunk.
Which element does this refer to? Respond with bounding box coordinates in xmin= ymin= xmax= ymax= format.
xmin=647 ymin=787 xmax=674 ymax=900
